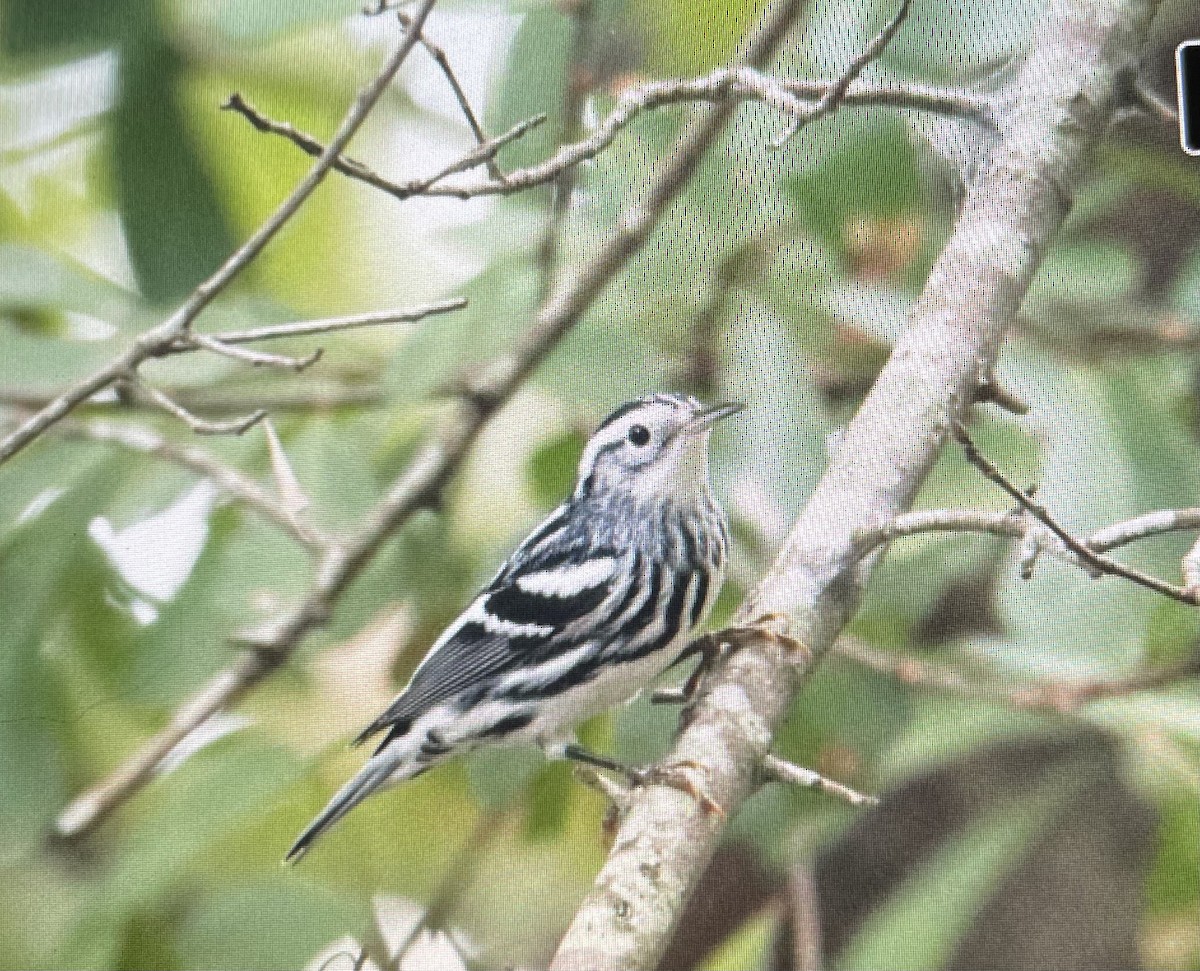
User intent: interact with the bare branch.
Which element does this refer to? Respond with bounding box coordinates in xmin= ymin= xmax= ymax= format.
xmin=550 ymin=1 xmax=1159 ymax=966
xmin=835 ymin=637 xmax=1200 ymax=714
xmin=231 ymin=72 xmax=992 ymax=204
xmin=760 ymin=753 xmax=879 ymax=807
xmin=135 ymin=378 xmax=267 ymax=436
xmin=772 ymin=0 xmax=913 ymax=146
xmin=0 ymin=0 xmax=438 ymax=465
xmin=51 ymin=418 xmax=330 ymax=550
xmin=952 ymin=420 xmax=1198 ymax=605
xmin=179 ymin=298 xmax=468 ymax=347
xmin=189 ymin=332 xmax=323 ymax=372
xmin=51 ymin=0 xmax=783 ymax=845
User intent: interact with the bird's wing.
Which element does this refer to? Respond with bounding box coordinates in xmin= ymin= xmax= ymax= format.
xmin=355 ymin=505 xmax=621 ymax=748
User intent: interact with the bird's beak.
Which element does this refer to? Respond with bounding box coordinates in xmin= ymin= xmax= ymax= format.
xmin=683 ymin=401 xmax=745 ymax=435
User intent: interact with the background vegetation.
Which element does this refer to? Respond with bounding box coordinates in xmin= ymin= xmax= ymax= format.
xmin=1 ymin=0 xmax=1199 ymax=967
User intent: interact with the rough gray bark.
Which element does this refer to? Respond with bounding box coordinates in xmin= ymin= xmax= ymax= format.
xmin=549 ymin=1 xmax=1161 ymax=968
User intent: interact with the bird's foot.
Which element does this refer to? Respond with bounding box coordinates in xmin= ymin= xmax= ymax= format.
xmin=627 ymin=759 xmax=725 ymax=818
xmin=565 ymin=745 xmax=724 ymax=818
xmin=652 ymin=615 xmax=807 ymax=712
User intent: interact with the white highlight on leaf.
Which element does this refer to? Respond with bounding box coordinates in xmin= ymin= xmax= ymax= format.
xmin=517 ymin=557 xmax=615 ymax=597
xmin=88 ymin=479 xmax=217 ymax=601
xmin=155 ymin=712 xmax=251 ymax=776
xmin=18 ymin=487 xmax=64 ymax=524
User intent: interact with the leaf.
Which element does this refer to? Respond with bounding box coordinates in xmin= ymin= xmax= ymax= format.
xmin=698 ymin=908 xmax=775 ymax=971
xmin=263 ymin=418 xmax=311 ymax=517
xmin=127 ymin=509 xmax=308 ymax=704
xmin=833 ymin=782 xmax=1069 ymax=971
xmin=174 ymin=879 xmax=367 ymax=971
xmin=719 ymin=296 xmax=831 ymax=546
xmin=818 ymin=732 xmax=1154 ymax=971
xmin=486 ymin=7 xmax=573 ymax=174
xmin=0 ymin=457 xmax=125 ymax=844
xmin=0 ymin=0 xmax=124 ymax=55
xmin=112 ymin=19 xmax=236 ymax=302
xmin=211 ymin=0 xmax=353 ymax=42
xmin=526 ymin=430 xmax=585 ymax=507
xmin=0 ymin=244 xmax=148 ymax=333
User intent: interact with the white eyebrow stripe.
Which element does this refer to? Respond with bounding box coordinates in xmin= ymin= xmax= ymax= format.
xmin=516 ymin=557 xmax=617 ymax=598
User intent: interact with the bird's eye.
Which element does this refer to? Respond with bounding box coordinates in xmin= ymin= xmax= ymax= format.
xmin=627 ymin=424 xmax=651 ymax=447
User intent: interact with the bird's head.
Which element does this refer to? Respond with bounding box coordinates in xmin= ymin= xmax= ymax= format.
xmin=573 ymin=393 xmax=743 ymax=504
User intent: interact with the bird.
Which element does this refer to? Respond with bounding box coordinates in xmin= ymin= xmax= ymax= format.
xmin=287 ymin=392 xmax=742 ymax=861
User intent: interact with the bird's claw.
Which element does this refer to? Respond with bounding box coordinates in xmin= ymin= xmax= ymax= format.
xmin=629 ymin=759 xmax=725 ymax=818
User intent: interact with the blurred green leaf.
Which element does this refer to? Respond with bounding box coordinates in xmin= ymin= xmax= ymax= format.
xmin=788 ymin=116 xmax=924 ymax=253
xmin=822 ymin=733 xmax=1152 ymax=971
xmin=112 ymin=20 xmax=236 ymax=302
xmin=526 ymin=429 xmax=585 ymax=507
xmin=0 ymin=457 xmax=124 ymax=846
xmin=833 ymin=780 xmax=1071 ymax=971
xmin=211 ymin=0 xmax=353 ymax=42
xmin=175 ymin=879 xmax=366 ymax=970
xmin=0 ymin=0 xmax=125 ymax=55
xmin=0 ymin=244 xmax=148 ymax=332
xmin=487 ymin=7 xmax=572 ymax=175
xmin=698 ymin=908 xmax=775 ymax=971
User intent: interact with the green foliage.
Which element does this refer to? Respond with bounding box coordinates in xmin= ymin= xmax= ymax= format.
xmin=2 ymin=0 xmax=1200 ymax=967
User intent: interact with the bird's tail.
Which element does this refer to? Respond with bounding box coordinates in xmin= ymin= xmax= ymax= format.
xmin=286 ymin=745 xmax=421 ymax=863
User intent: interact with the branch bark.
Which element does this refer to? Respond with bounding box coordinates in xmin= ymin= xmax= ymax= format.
xmin=548 ymin=0 xmax=1160 ymax=967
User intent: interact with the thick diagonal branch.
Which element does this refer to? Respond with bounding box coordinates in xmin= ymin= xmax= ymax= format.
xmin=549 ymin=1 xmax=1159 ymax=968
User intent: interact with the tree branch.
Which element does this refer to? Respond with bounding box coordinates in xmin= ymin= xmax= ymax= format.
xmin=835 ymin=636 xmax=1200 ymax=714
xmin=228 ymin=73 xmax=992 ymax=204
xmin=49 ymin=418 xmax=331 ymax=551
xmin=50 ymin=0 xmax=803 ymax=845
xmin=951 ymin=420 xmax=1198 ymax=604
xmin=549 ymin=1 xmax=1160 ymax=967
xmin=0 ymin=0 xmax=438 ymax=465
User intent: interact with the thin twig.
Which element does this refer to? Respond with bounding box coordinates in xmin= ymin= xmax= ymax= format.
xmin=176 ymin=298 xmax=467 ymax=348
xmin=835 ymin=636 xmax=1200 ymax=714
xmin=50 ymin=418 xmax=330 ymax=550
xmin=397 ymin=11 xmax=506 ymax=182
xmin=772 ymin=0 xmax=913 ymax=146
xmin=952 ymin=420 xmax=1198 ymax=605
xmin=223 ymin=92 xmax=545 ymax=200
xmin=0 ymin=0 xmax=439 ymax=465
xmin=135 ymin=378 xmax=267 ymax=436
xmin=854 ymin=505 xmax=1200 ymax=561
xmin=0 ymin=385 xmax=385 ymax=416
xmin=1132 ymin=80 xmax=1179 ymax=126
xmin=228 ymin=72 xmax=992 ymax=204
xmin=189 ymin=332 xmax=323 ymax=372
xmin=760 ymin=753 xmax=879 ymax=807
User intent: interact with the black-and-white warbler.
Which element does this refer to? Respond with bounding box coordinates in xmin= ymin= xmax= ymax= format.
xmin=287 ymin=392 xmax=741 ymax=860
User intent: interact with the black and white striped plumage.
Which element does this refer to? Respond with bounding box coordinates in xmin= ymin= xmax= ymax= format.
xmin=287 ymin=392 xmax=740 ymax=860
